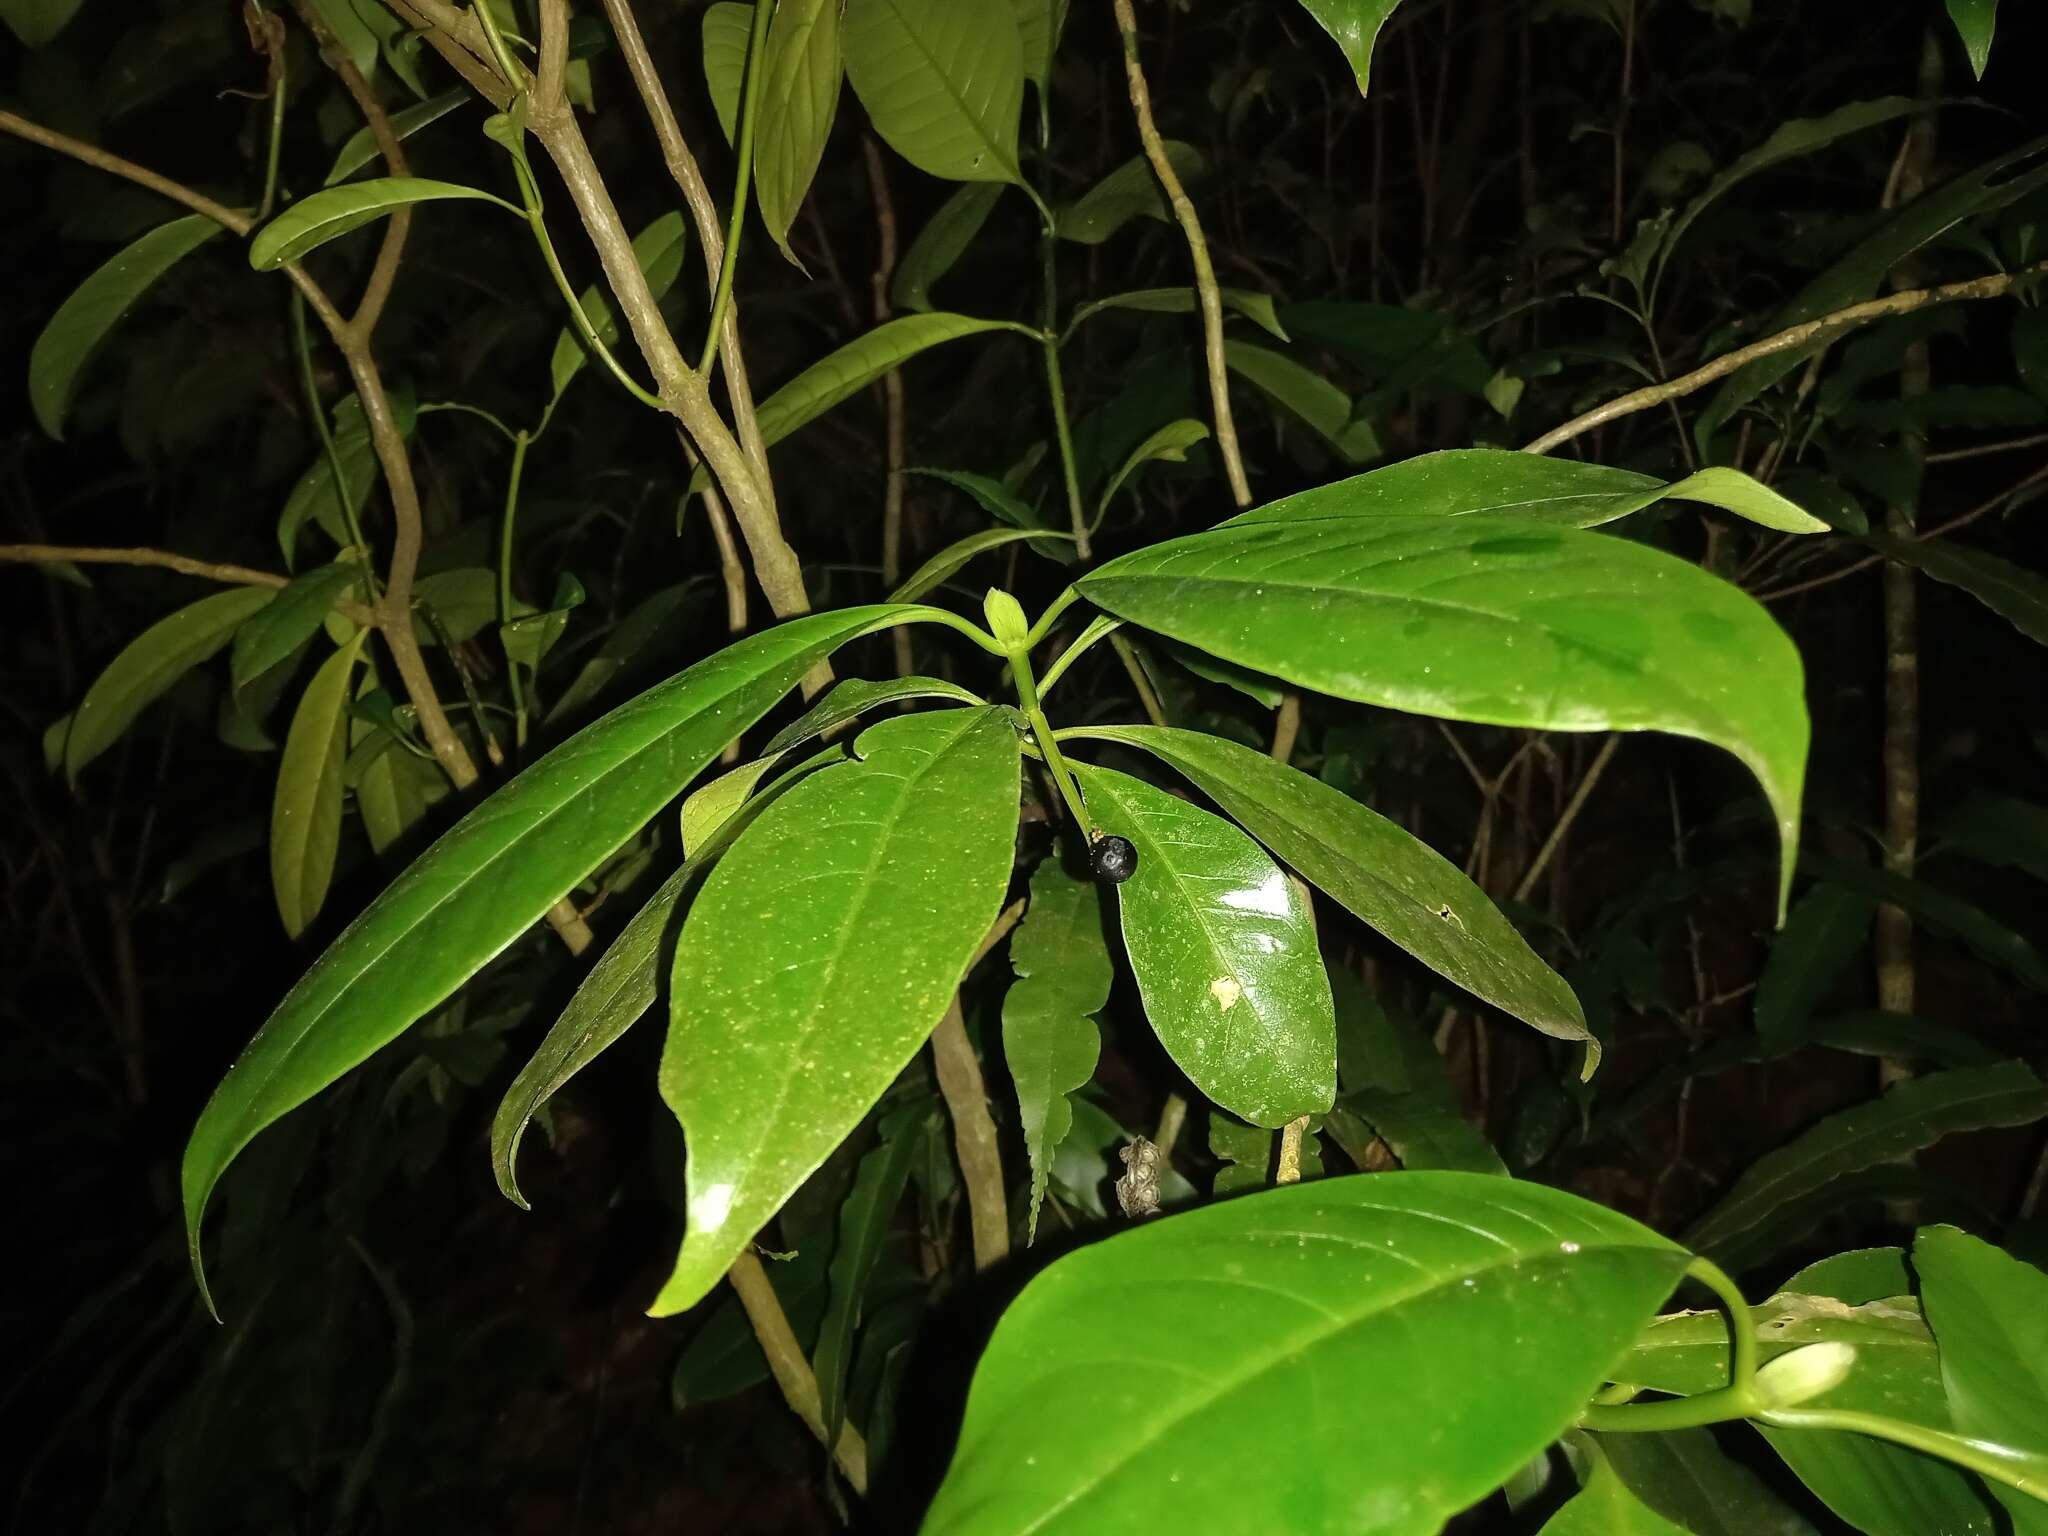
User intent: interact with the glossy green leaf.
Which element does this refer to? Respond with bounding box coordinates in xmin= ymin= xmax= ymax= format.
xmin=755 ymin=0 xmax=843 ymax=263
xmin=1684 ymin=1062 xmax=2048 ymax=1271
xmin=351 ymin=695 xmax=446 ymax=858
xmin=1007 ymin=0 xmax=1066 ymax=93
xmin=1225 ymin=341 xmax=1380 ymax=462
xmin=1800 ymin=852 xmax=2048 ymax=991
xmin=1593 ymin=1430 xmax=1816 ymax=1536
xmin=765 ymin=675 xmax=983 ymax=754
xmin=1542 ymin=1438 xmax=1690 ymax=1536
xmin=1071 ymin=726 xmax=1589 ymax=1062
xmin=184 ymin=605 xmax=918 ymax=1307
xmin=1078 ymin=513 xmax=1810 ymax=916
xmin=1056 ymin=143 xmax=1204 ymax=243
xmin=545 ymin=582 xmax=700 ymax=724
xmin=248 ymin=177 xmax=517 ymax=270
xmin=907 ymin=465 xmax=1072 ymax=563
xmin=890 ymin=526 xmax=1077 ymax=601
xmin=231 ymin=563 xmax=361 ymax=693
xmin=679 ymin=756 xmax=781 ymax=860
xmin=550 ymin=212 xmax=689 ymax=399
xmin=702 ymin=1 xmax=752 ymax=142
xmin=815 ymin=1109 xmax=927 ymax=1437
xmin=271 ymin=633 xmax=367 ymax=938
xmin=309 ymin=0 xmax=377 ymax=76
xmin=1068 ymin=286 xmax=1290 ymax=342
xmin=1872 ymin=534 xmax=2048 ymax=647
xmin=1003 ymin=858 xmax=1109 ymax=1241
xmin=892 ymin=182 xmax=1006 ymax=312
xmin=1072 ymin=761 xmax=1335 ymax=1128
xmin=30 ymin=215 xmax=223 ymax=439
xmin=1 ymin=0 xmax=84 ymax=47
xmin=652 ymin=707 xmax=1020 ymax=1315
xmin=924 ymin=1172 xmax=1691 ymax=1535
xmin=276 ymin=388 xmax=415 ymax=565
xmin=411 ymin=568 xmax=506 ymax=645
xmin=1154 ymin=639 xmax=1287 ymax=709
xmin=499 ymin=572 xmax=585 ymax=673
xmin=843 ymin=0 xmax=1024 ymax=185
xmin=65 ymin=586 xmax=276 ymax=784
xmin=1293 ymin=0 xmax=1401 ymax=94
xmin=1096 ymin=418 xmax=1209 ymax=520
xmin=324 ymin=89 xmax=468 ymax=185
xmin=1945 ymin=0 xmax=1999 ymax=79
xmin=1753 ymin=884 xmax=1877 ymax=1047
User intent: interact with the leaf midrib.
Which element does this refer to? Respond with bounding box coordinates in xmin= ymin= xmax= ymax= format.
xmin=873 ymin=0 xmax=1018 ymax=179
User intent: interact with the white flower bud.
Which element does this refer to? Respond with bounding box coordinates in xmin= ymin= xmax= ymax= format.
xmin=1753 ymin=1342 xmax=1857 ymax=1408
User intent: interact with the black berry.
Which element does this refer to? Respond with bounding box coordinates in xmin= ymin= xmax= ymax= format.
xmin=1090 ymin=834 xmax=1138 ymax=885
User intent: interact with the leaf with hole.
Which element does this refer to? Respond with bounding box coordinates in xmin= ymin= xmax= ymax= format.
xmin=271 ymin=633 xmax=367 ymax=939
xmin=248 ymin=177 xmax=518 ymax=270
xmin=843 ymin=0 xmax=1025 ymax=185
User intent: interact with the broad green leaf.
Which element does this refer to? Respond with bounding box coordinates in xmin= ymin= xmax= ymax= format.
xmin=30 ymin=215 xmax=223 ymax=439
xmin=1002 ymin=858 xmax=1109 ymax=1241
xmin=1072 ymin=762 xmax=1335 ymax=1128
xmin=702 ymin=1 xmax=752 ymax=142
xmin=1683 ymin=1062 xmax=2048 ymax=1271
xmin=1 ymin=0 xmax=84 ymax=47
xmin=351 ymin=698 xmax=446 ymax=857
xmin=550 ymin=212 xmax=689 ymax=398
xmin=1801 ymin=1011 xmax=1998 ymax=1068
xmin=892 ymin=182 xmax=1006 ymax=312
xmin=1800 ymin=852 xmax=2048 ymax=992
xmin=1154 ymin=638 xmax=1286 ymax=709
xmin=890 ymin=526 xmax=1077 ymax=600
xmin=679 ymin=753 xmax=781 ymax=858
xmin=310 ymin=0 xmax=378 ymax=77
xmin=184 ymin=605 xmax=918 ymax=1307
xmin=1228 ymin=450 xmax=1824 ymax=533
xmin=1753 ymin=884 xmax=1877 ymax=1047
xmin=907 ymin=465 xmax=1072 ymax=563
xmin=1067 ymin=286 xmax=1290 ymax=342
xmin=1542 ymin=1437 xmax=1689 ymax=1536
xmin=324 ymin=90 xmax=468 ymax=185
xmin=1056 ymin=143 xmax=1204 ymax=243
xmin=498 ymin=572 xmax=585 ymax=672
xmin=1945 ymin=0 xmax=1999 ymax=79
xmin=65 ymin=586 xmax=277 ymax=783
xmin=1070 ymin=726 xmax=1589 ymax=1062
xmin=815 ymin=1109 xmax=927 ymax=1437
xmin=1225 ymin=341 xmax=1380 ymax=462
xmin=1593 ymin=1430 xmax=1816 ymax=1536
xmin=1872 ymin=534 xmax=2048 ymax=647
xmin=248 ymin=177 xmax=518 ymax=270
xmin=545 ymin=582 xmax=700 ymax=724
xmin=1078 ymin=514 xmax=1810 ymax=916
xmin=755 ymin=0 xmax=843 ymax=263
xmin=1293 ymin=0 xmax=1402 ymax=95
xmin=1007 ymin=0 xmax=1067 ymax=94
xmin=232 ymin=563 xmax=361 ymax=692
xmin=271 ymin=634 xmax=367 ymax=938
xmin=924 ymin=1172 xmax=1691 ymax=1535
xmin=1325 ymin=972 xmax=1506 ymax=1174
xmin=652 ymin=707 xmax=1020 ymax=1315
xmin=1096 ymin=418 xmax=1209 ymax=521
xmin=765 ymin=675 xmax=984 ymax=754
xmin=412 ymin=567 xmax=508 ymax=645
xmin=843 ymin=0 xmax=1025 ymax=185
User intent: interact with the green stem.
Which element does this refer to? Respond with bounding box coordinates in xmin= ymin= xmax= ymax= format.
xmin=1005 ymin=636 xmax=1096 ymax=842
xmin=1687 ymin=1256 xmax=1759 ymax=1396
xmin=290 ymin=292 xmax=379 ymax=598
xmin=418 ymin=400 xmax=520 ymax=442
xmin=1757 ymin=1408 xmax=2048 ymax=1504
xmin=896 ymin=605 xmax=1009 ymax=657
xmin=1021 ymin=585 xmax=1081 ymax=650
xmin=698 ymin=0 xmax=774 ymax=378
xmin=1036 ymin=612 xmax=1121 ymax=698
xmin=256 ymin=41 xmax=287 ymax=221
xmin=522 ymin=203 xmax=664 ymax=410
xmin=1038 ymin=223 xmax=1089 ymax=560
xmin=1579 ymin=1385 xmax=1757 ymax=1435
xmin=471 ymin=0 xmax=526 ymax=87
xmin=498 ymin=429 xmax=531 ymax=749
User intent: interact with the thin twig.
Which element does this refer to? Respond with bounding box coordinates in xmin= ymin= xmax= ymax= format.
xmin=0 ymin=111 xmax=252 ymax=235
xmin=1926 ymin=429 xmax=2048 ymax=464
xmin=862 ymin=138 xmax=913 ymax=677
xmin=1275 ymin=1115 xmax=1310 ymax=1184
xmin=927 ymin=898 xmax=1028 ymax=1272
xmin=1513 ymin=736 xmax=1619 ymax=903
xmin=0 ymin=544 xmax=288 ymax=588
xmin=1269 ymin=694 xmax=1301 ymax=765
xmin=727 ymin=1251 xmax=869 ymax=1492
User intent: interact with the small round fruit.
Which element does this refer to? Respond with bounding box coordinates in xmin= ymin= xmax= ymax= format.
xmin=1090 ymin=834 xmax=1138 ymax=885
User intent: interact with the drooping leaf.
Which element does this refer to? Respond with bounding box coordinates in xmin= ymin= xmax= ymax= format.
xmin=755 ymin=0 xmax=843 ymax=263
xmin=1071 ymin=726 xmax=1589 ymax=1063
xmin=923 ymin=1172 xmax=1691 ymax=1535
xmin=843 ymin=0 xmax=1025 ymax=185
xmin=498 ymin=572 xmax=585 ymax=673
xmin=545 ymin=582 xmax=700 ymax=724
xmin=1056 ymin=143 xmax=1204 ymax=244
xmin=65 ymin=586 xmax=277 ymax=784
xmin=324 ymin=89 xmax=469 ymax=185
xmin=1067 ymin=286 xmax=1290 ymax=342
xmin=1078 ymin=513 xmax=1810 ymax=916
xmin=1593 ymin=1430 xmax=1817 ymax=1536
xmin=815 ymin=1108 xmax=928 ymax=1438
xmin=271 ymin=633 xmax=367 ymax=938
xmin=1683 ymin=1062 xmax=2048 ymax=1271
xmin=906 ymin=465 xmax=1072 ymax=563
xmin=1007 ymin=0 xmax=1067 ymax=95
xmin=890 ymin=526 xmax=1078 ymax=600
xmin=892 ymin=182 xmax=1006 ymax=312
xmin=550 ymin=212 xmax=689 ymax=399
xmin=702 ymin=1 xmax=752 ymax=142
xmin=1096 ymin=418 xmax=1209 ymax=521
xmin=30 ymin=215 xmax=224 ymax=439
xmin=1073 ymin=761 xmax=1335 ymax=1128
xmin=652 ymin=707 xmax=1020 ymax=1315
xmin=1753 ymin=884 xmax=1877 ymax=1047
xmin=1292 ymin=0 xmax=1402 ymax=95
xmin=1225 ymin=341 xmax=1381 ymax=462
xmin=248 ymin=177 xmax=518 ymax=270
xmin=1871 ymin=534 xmax=2048 ymax=647
xmin=1800 ymin=852 xmax=2048 ymax=992
xmin=1944 ymin=0 xmax=1999 ymax=79
xmin=1002 ymin=858 xmax=1109 ymax=1241
xmin=231 ymin=563 xmax=362 ymax=693
xmin=765 ymin=676 xmax=983 ymax=755
xmin=351 ymin=680 xmax=446 ymax=858
xmin=184 ymin=605 xmax=918 ymax=1307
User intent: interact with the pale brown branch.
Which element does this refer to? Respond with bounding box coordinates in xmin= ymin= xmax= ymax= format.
xmin=0 ymin=544 xmax=287 ymax=588
xmin=863 ymin=137 xmax=913 ymax=676
xmin=727 ymin=1251 xmax=869 ymax=1492
xmin=1926 ymin=429 xmax=2048 ymax=464
xmin=1521 ymin=264 xmax=2048 ymax=457
xmin=1275 ymin=1116 xmax=1310 ymax=1184
xmin=1514 ymin=735 xmax=1619 ymax=903
xmin=534 ymin=0 xmax=570 ymax=119
xmin=929 ymin=897 xmax=1028 ymax=1272
xmin=0 ymin=111 xmax=252 ymax=235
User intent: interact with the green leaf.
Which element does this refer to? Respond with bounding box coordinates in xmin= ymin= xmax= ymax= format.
xmin=1002 ymin=858 xmax=1109 ymax=1241
xmin=232 ymin=563 xmax=361 ymax=693
xmin=906 ymin=465 xmax=1072 ymax=563
xmin=65 ymin=586 xmax=277 ymax=784
xmin=1153 ymin=639 xmax=1287 ymax=710
xmin=184 ymin=605 xmax=917 ymax=1308
xmin=1056 ymin=143 xmax=1204 ymax=243
xmin=1542 ymin=1437 xmax=1690 ymax=1536
xmin=1224 ymin=341 xmax=1380 ymax=462
xmin=498 ymin=572 xmax=585 ymax=672
xmin=1945 ymin=0 xmax=1999 ymax=79
xmin=271 ymin=633 xmax=367 ymax=938
xmin=248 ymin=177 xmax=517 ymax=270
xmin=1078 ymin=513 xmax=1810 ymax=917
xmin=1753 ymin=884 xmax=1877 ymax=1047
xmin=1072 ymin=762 xmax=1335 ymax=1128
xmin=702 ymin=1 xmax=752 ymax=142
xmin=892 ymin=182 xmax=1006 ymax=312
xmin=1801 ymin=1011 xmax=1999 ymax=1068
xmin=923 ymin=1172 xmax=1690 ymax=1535
xmin=890 ymin=526 xmax=1077 ymax=601
xmin=1070 ymin=726 xmax=1589 ymax=1064
xmin=1871 ymin=535 xmax=2048 ymax=647
xmin=1 ymin=0 xmax=85 ymax=48
xmin=1096 ymin=418 xmax=1209 ymax=520
xmin=1325 ymin=973 xmax=1506 ymax=1173
xmin=755 ymin=0 xmax=843 ymax=264
xmin=651 ymin=707 xmax=1020 ymax=1315
xmin=410 ymin=566 xmax=509 ymax=646
xmin=843 ymin=0 xmax=1025 ymax=185
xmin=545 ymin=582 xmax=700 ymax=724
xmin=764 ymin=674 xmax=984 ymax=754
xmin=1940 ymin=791 xmax=2048 ymax=884
xmin=1592 ymin=1430 xmax=1816 ymax=1536
xmin=325 ymin=92 xmax=468 ymax=185
xmin=672 ymin=1241 xmax=831 ymax=1407
xmin=1067 ymin=286 xmax=1290 ymax=342
xmin=550 ymin=212 xmax=689 ymax=399
xmin=1292 ymin=0 xmax=1402 ymax=95
xmin=30 ymin=215 xmax=224 ymax=439
xmin=276 ymin=388 xmax=416 ymax=564
xmin=815 ymin=1109 xmax=927 ymax=1437
xmin=678 ymin=753 xmax=782 ymax=858
xmin=351 ymin=695 xmax=446 ymax=857
xmin=309 ymin=0 xmax=378 ymax=77
xmin=1683 ymin=1062 xmax=2048 ymax=1271
xmin=1007 ymin=0 xmax=1066 ymax=94
xmin=1800 ymin=852 xmax=2048 ymax=992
